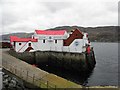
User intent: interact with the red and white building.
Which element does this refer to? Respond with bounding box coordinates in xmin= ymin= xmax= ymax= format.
xmin=10 ymin=29 xmax=90 ymax=53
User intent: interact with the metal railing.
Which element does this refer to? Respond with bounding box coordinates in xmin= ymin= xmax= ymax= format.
xmin=2 ymin=60 xmax=57 ymax=89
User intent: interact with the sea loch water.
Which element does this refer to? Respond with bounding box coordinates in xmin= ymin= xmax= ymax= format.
xmin=37 ymin=42 xmax=118 ymax=86
xmin=1 ymin=42 xmax=119 ymax=88
xmin=86 ymin=42 xmax=118 ymax=86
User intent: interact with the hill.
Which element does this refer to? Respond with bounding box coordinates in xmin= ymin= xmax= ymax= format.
xmin=49 ymin=26 xmax=118 ymax=42
xmin=0 ymin=26 xmax=118 ymax=42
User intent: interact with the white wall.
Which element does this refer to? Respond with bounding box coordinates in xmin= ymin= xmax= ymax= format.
xmin=34 ymin=39 xmax=63 ymax=52
xmin=15 ymin=41 xmax=37 ymax=52
xmin=16 ymin=42 xmax=27 ymax=52
xmin=14 ymin=39 xmax=88 ymax=53
xmin=13 ymin=32 xmax=89 ymax=53
xmin=63 ymin=39 xmax=84 ymax=53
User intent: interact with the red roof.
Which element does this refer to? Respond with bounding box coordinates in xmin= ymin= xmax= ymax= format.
xmin=10 ymin=36 xmax=38 ymax=42
xmin=35 ymin=30 xmax=66 ymax=35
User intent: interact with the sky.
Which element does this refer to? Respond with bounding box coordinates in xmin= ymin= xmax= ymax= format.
xmin=0 ymin=0 xmax=119 ymax=34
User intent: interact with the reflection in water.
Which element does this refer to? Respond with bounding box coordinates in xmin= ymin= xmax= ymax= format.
xmin=37 ymin=43 xmax=118 ymax=86
xmin=38 ymin=63 xmax=94 ymax=86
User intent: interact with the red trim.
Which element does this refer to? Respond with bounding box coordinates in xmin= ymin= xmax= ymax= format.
xmin=10 ymin=36 xmax=38 ymax=42
xmin=63 ymin=28 xmax=83 ymax=46
xmin=18 ymin=42 xmax=28 ymax=52
xmin=86 ymin=46 xmax=91 ymax=54
xmin=25 ymin=46 xmax=33 ymax=52
xmin=35 ymin=30 xmax=66 ymax=35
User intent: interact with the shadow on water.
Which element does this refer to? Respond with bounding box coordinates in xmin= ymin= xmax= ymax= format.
xmin=37 ymin=62 xmax=94 ymax=86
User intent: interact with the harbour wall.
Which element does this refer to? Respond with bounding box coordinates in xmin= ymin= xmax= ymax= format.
xmin=8 ymin=50 xmax=96 ymax=73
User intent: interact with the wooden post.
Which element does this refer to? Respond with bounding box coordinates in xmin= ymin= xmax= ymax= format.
xmin=5 ymin=61 xmax=7 ymax=69
xmin=39 ymin=79 xmax=41 ymax=87
xmin=10 ymin=64 xmax=12 ymax=72
xmin=47 ymin=81 xmax=48 ymax=88
xmin=15 ymin=66 xmax=16 ymax=74
xmin=20 ymin=68 xmax=22 ymax=78
xmin=55 ymin=85 xmax=57 ymax=90
xmin=33 ymin=74 xmax=35 ymax=84
xmin=5 ymin=61 xmax=7 ymax=68
xmin=26 ymin=70 xmax=28 ymax=81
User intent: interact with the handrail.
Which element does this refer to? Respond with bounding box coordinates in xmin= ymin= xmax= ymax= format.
xmin=2 ymin=60 xmax=57 ymax=89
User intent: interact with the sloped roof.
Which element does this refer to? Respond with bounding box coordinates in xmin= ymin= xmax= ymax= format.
xmin=10 ymin=36 xmax=38 ymax=42
xmin=35 ymin=30 xmax=66 ymax=35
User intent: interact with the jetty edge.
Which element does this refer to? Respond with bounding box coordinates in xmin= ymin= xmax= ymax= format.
xmin=8 ymin=48 xmax=96 ymax=73
xmin=2 ymin=49 xmax=82 ymax=88
xmin=2 ymin=49 xmax=118 ymax=89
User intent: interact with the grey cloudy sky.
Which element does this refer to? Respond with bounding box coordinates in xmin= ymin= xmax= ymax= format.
xmin=0 ymin=0 xmax=118 ymax=34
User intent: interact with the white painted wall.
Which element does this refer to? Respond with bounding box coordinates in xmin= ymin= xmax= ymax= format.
xmin=15 ymin=41 xmax=37 ymax=52
xmin=63 ymin=39 xmax=84 ymax=53
xmin=13 ymin=32 xmax=89 ymax=53
xmin=33 ymin=39 xmax=63 ymax=52
xmin=15 ymin=38 xmax=88 ymax=53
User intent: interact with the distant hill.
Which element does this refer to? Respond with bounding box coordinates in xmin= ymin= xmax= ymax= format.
xmin=0 ymin=26 xmax=118 ymax=42
xmin=49 ymin=26 xmax=118 ymax=42
xmin=0 ymin=33 xmax=33 ymax=41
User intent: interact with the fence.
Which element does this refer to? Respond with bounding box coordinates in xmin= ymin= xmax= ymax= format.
xmin=2 ymin=60 xmax=57 ymax=89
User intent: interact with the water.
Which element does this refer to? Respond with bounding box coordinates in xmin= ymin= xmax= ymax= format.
xmin=86 ymin=42 xmax=118 ymax=86
xmin=38 ymin=42 xmax=118 ymax=86
xmin=1 ymin=42 xmax=119 ymax=88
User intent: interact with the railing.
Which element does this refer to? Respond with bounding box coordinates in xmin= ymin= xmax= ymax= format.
xmin=2 ymin=60 xmax=57 ymax=89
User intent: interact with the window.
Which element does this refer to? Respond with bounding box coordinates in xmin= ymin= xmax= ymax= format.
xmin=19 ymin=43 xmax=21 ymax=45
xmin=43 ymin=40 xmax=45 ymax=43
xmin=55 ymin=40 xmax=57 ymax=43
xmin=49 ymin=36 xmax=52 ymax=39
xmin=28 ymin=43 xmax=31 ymax=46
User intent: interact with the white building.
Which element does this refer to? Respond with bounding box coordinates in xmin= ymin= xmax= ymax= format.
xmin=10 ymin=29 xmax=90 ymax=53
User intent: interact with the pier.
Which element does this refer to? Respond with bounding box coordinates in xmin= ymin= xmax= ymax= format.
xmin=1 ymin=49 xmax=118 ymax=89
xmin=1 ymin=49 xmax=81 ymax=89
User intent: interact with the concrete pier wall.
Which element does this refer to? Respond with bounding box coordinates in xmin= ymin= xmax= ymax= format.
xmin=2 ymin=50 xmax=81 ymax=88
xmin=8 ymin=50 xmax=96 ymax=72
